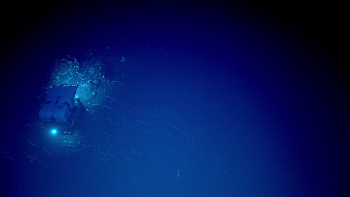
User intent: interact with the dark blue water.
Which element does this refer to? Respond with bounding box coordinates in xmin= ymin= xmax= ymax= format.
xmin=1 ymin=2 xmax=349 ymax=197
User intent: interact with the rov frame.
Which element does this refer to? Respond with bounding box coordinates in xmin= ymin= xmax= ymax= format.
xmin=39 ymin=84 xmax=81 ymax=135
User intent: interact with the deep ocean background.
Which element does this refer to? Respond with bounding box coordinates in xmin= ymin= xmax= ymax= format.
xmin=1 ymin=2 xmax=349 ymax=197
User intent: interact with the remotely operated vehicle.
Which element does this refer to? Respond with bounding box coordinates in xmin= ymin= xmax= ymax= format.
xmin=39 ymin=84 xmax=82 ymax=136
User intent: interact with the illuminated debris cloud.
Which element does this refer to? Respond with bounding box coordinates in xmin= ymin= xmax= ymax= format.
xmin=45 ymin=49 xmax=129 ymax=113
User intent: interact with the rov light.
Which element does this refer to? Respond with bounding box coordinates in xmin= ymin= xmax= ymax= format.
xmin=51 ymin=129 xmax=57 ymax=135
